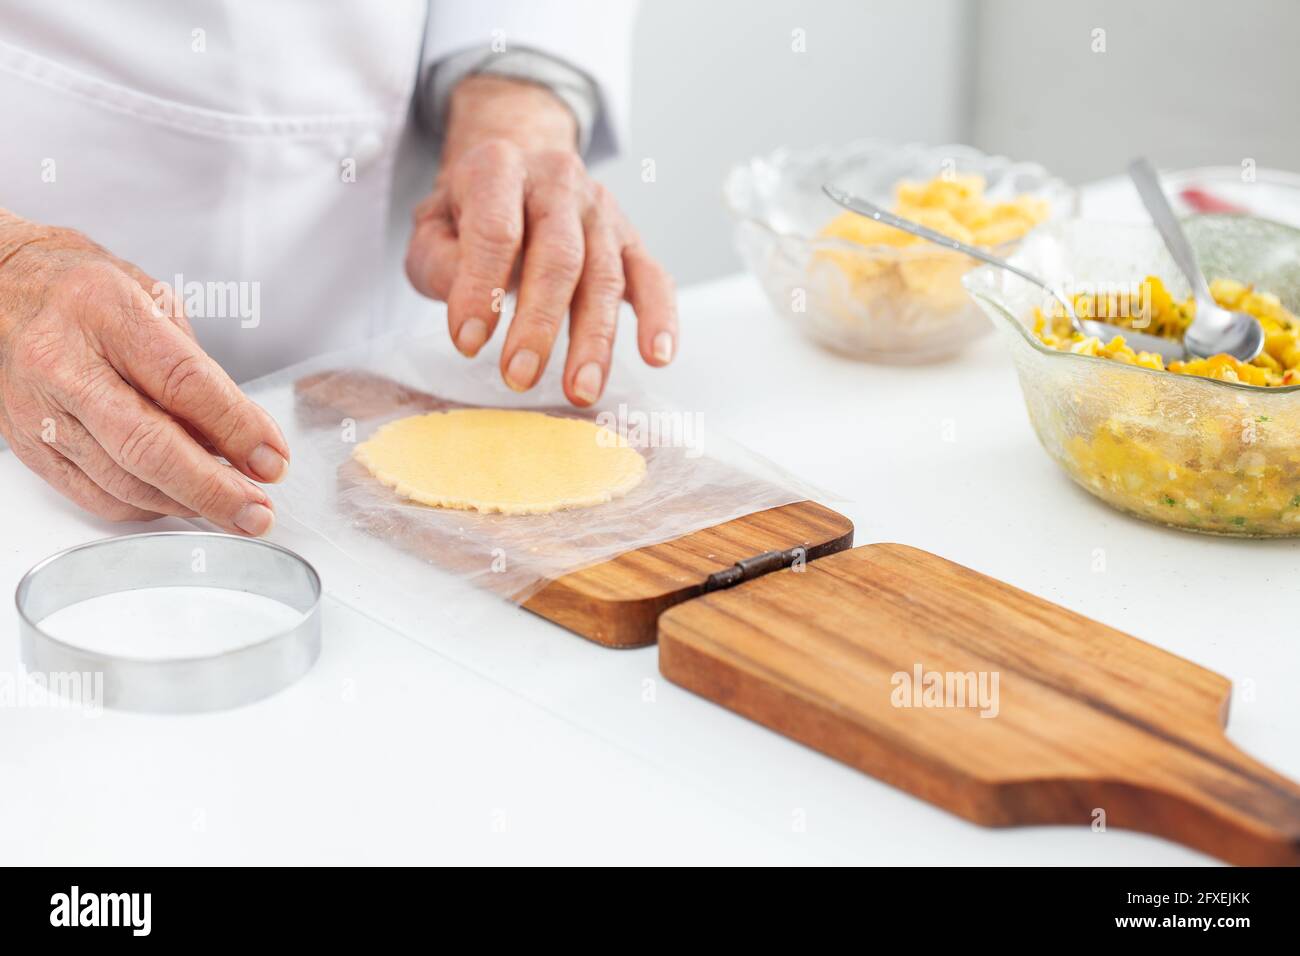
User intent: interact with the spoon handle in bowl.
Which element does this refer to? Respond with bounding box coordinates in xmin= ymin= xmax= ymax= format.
xmin=821 ymin=183 xmax=1073 ymax=314
xmin=1128 ymin=158 xmax=1215 ymax=303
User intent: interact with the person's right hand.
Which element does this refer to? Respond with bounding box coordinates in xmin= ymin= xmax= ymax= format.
xmin=0 ymin=212 xmax=288 ymax=535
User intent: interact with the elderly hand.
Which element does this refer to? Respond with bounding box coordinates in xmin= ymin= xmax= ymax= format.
xmin=405 ymin=75 xmax=677 ymax=407
xmin=0 ymin=214 xmax=288 ymax=533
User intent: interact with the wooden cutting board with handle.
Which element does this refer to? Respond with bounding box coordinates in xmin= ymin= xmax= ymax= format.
xmin=659 ymin=543 xmax=1300 ymax=866
xmin=293 ymin=370 xmax=1299 ymax=864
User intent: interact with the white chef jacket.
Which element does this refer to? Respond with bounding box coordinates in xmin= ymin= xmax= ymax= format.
xmin=0 ymin=0 xmax=636 ymax=381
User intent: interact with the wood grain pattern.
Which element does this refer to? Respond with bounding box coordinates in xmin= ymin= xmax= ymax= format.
xmin=659 ymin=543 xmax=1300 ymax=866
xmin=293 ymin=369 xmax=853 ymax=648
xmin=523 ymin=500 xmax=853 ymax=647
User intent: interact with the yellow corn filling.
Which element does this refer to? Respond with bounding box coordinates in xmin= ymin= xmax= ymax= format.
xmin=1033 ymin=275 xmax=1300 ymax=387
xmin=1028 ymin=276 xmax=1300 ymax=534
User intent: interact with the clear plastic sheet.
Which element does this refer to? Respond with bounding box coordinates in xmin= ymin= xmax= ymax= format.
xmin=240 ymin=330 xmax=824 ymax=620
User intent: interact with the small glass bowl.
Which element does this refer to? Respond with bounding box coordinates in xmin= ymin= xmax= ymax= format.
xmin=724 ymin=140 xmax=1075 ymax=362
xmin=964 ymin=215 xmax=1300 ymax=537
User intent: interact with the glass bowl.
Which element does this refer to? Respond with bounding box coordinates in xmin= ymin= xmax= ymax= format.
xmin=964 ymin=215 xmax=1300 ymax=536
xmin=1161 ymin=165 xmax=1300 ymax=228
xmin=724 ymin=140 xmax=1076 ymax=362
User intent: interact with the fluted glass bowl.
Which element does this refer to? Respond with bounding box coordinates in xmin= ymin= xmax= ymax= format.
xmin=724 ymin=140 xmax=1075 ymax=362
xmin=964 ymin=215 xmax=1300 ymax=536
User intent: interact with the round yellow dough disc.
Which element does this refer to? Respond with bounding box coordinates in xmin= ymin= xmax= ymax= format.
xmin=354 ymin=409 xmax=646 ymax=515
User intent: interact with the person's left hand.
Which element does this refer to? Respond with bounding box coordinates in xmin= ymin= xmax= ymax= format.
xmin=405 ymin=75 xmax=677 ymax=407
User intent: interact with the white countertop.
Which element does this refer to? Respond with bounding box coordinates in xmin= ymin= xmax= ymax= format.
xmin=2 ymin=182 xmax=1297 ymax=865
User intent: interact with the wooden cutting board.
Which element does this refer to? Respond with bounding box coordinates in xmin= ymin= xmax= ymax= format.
xmin=523 ymin=499 xmax=852 ymax=647
xmin=293 ymin=370 xmax=854 ymax=647
xmin=291 ymin=370 xmax=1300 ymax=863
xmin=658 ymin=543 xmax=1300 ymax=866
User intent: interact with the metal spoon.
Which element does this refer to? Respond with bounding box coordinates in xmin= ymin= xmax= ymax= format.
xmin=821 ymin=183 xmax=1186 ymax=362
xmin=1128 ymin=158 xmax=1263 ymax=362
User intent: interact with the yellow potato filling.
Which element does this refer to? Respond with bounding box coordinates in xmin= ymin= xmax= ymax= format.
xmin=822 ymin=173 xmax=1050 ymax=250
xmin=817 ymin=174 xmax=1049 ymax=309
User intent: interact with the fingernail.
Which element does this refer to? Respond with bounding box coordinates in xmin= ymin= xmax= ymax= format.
xmin=653 ymin=332 xmax=675 ymax=364
xmin=234 ymin=502 xmax=275 ymax=537
xmin=248 ymin=443 xmax=287 ymax=483
xmin=505 ymin=349 xmax=540 ymax=391
xmin=573 ymin=362 xmax=603 ymax=404
xmin=457 ymin=318 xmax=488 ymax=356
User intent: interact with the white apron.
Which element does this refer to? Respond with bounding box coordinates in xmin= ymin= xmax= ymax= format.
xmin=0 ymin=0 xmax=427 ymax=381
xmin=0 ymin=0 xmax=634 ymax=381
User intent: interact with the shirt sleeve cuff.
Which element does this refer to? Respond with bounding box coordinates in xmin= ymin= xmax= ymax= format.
xmin=422 ymin=46 xmax=602 ymax=158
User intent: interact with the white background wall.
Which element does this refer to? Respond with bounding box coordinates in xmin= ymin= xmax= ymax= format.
xmin=600 ymin=0 xmax=1300 ymax=285
xmin=597 ymin=0 xmax=973 ymax=285
xmin=971 ymin=0 xmax=1300 ymax=183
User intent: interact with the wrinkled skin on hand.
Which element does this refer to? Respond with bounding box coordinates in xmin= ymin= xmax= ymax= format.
xmin=404 ymin=75 xmax=678 ymax=407
xmin=0 ymin=215 xmax=288 ymax=534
